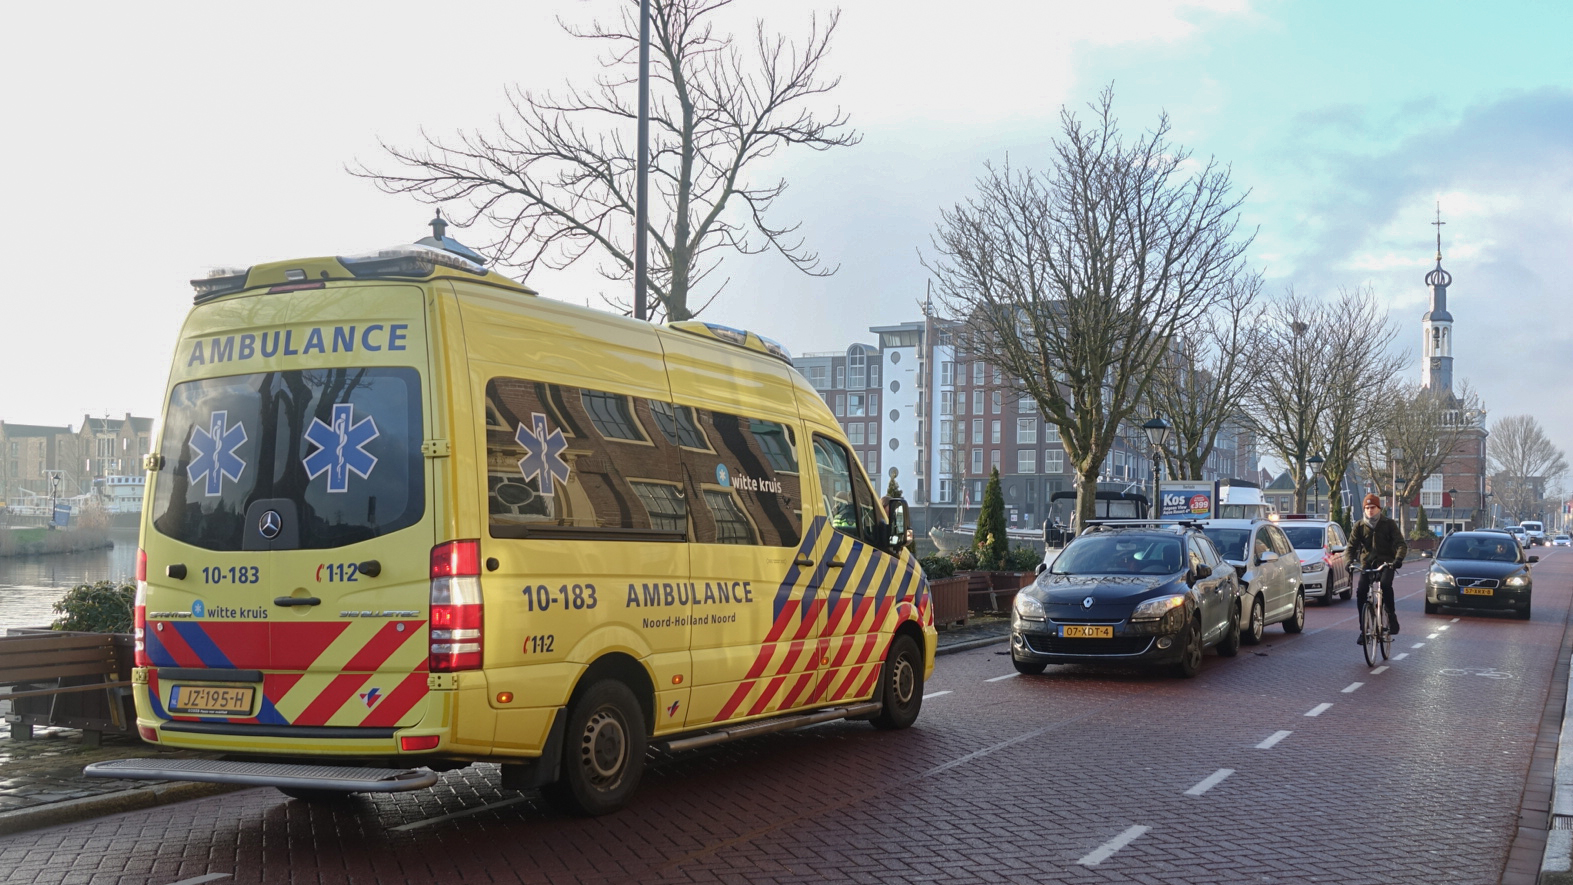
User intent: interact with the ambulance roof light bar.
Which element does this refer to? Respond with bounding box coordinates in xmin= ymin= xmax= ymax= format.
xmin=667 ymin=321 xmax=794 ymax=365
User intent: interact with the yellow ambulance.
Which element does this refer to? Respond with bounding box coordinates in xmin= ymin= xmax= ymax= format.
xmin=86 ymin=222 xmax=934 ymax=815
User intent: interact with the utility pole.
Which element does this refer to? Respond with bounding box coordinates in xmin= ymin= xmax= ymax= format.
xmin=633 ymin=0 xmax=651 ymax=321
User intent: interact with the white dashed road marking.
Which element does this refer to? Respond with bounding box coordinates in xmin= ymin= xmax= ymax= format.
xmin=1427 ymin=633 xmax=1440 ymax=639
xmin=1392 ymin=653 xmax=1409 ymax=660
xmin=1438 ymin=625 xmax=1450 ymax=631
xmin=1256 ymin=730 xmax=1292 ymax=749
xmin=1185 ymin=769 xmax=1234 ymax=796
xmin=923 ymin=690 xmax=953 ymax=700
xmin=1077 ymin=825 xmax=1151 ymax=866
xmin=1306 ymin=703 xmax=1333 ymax=717
xmin=1412 ymin=643 xmax=1426 ymax=649
xmin=986 ymin=673 xmax=1018 ymax=683
xmin=1371 ymin=665 xmax=1389 ymax=674
xmin=1342 ymin=682 xmax=1364 ymax=693
xmin=1451 ymin=618 xmax=1461 ymax=623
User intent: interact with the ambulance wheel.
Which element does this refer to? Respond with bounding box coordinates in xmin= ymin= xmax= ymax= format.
xmin=870 ymin=634 xmax=923 ymax=730
xmin=277 ymin=787 xmax=356 ymax=803
xmin=542 ymin=680 xmax=647 ymax=817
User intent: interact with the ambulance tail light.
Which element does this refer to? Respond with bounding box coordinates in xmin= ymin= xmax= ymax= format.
xmin=134 ymin=549 xmax=148 ymax=666
xmin=430 ymin=540 xmax=483 ymax=672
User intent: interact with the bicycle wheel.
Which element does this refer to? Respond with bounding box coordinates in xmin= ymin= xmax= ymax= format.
xmin=1378 ymin=606 xmax=1392 ymax=660
xmin=1361 ymin=603 xmax=1379 ymax=667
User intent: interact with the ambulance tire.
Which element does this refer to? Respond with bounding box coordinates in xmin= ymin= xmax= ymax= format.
xmin=277 ymin=787 xmax=356 ymax=803
xmin=870 ymin=634 xmax=923 ymax=730
xmin=542 ymin=680 xmax=647 ymax=817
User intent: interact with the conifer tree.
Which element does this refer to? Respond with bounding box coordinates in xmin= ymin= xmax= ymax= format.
xmin=975 ymin=468 xmax=1008 ymax=569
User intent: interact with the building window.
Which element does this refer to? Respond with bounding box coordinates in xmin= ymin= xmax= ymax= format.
xmin=1046 ymin=449 xmax=1063 ymax=473
xmin=993 ymin=367 xmax=1003 ymax=385
xmin=941 ymin=361 xmax=955 ymax=386
xmin=835 ymin=395 xmax=846 ymax=417
xmin=972 ymin=362 xmax=984 ymax=385
xmin=940 ymin=419 xmax=954 ymax=445
xmin=631 ymin=481 xmax=688 ymax=533
xmin=808 ymin=365 xmax=828 ymax=388
xmin=1017 ymin=450 xmax=1036 ymax=473
xmin=834 ymin=365 xmax=845 ymax=389
xmin=970 ymin=479 xmax=984 ymax=503
xmin=991 ymin=420 xmax=1001 ymax=444
xmin=581 ymin=390 xmax=646 ymax=441
xmin=972 ymin=390 xmax=983 ymax=414
xmin=703 ymin=489 xmax=757 ymax=545
xmin=868 ymin=364 xmax=880 ymax=387
xmin=1422 ymin=474 xmax=1444 ymax=509
xmin=938 ymin=479 xmax=953 ymax=503
xmin=940 ymin=391 xmax=954 ymax=416
xmin=971 ymin=419 xmax=983 ymax=444
xmin=1019 ymin=394 xmax=1035 ymax=413
xmin=849 ymin=350 xmax=867 ymax=389
xmin=991 ymin=391 xmax=1002 ymax=414
xmin=990 ymin=449 xmax=1001 ymax=472
xmin=939 ymin=448 xmax=957 ymax=476
xmin=848 ymin=394 xmax=867 ymax=417
xmin=1045 ymin=423 xmax=1060 ymax=441
xmin=869 ymin=393 xmax=879 ymax=412
xmin=864 ymin=449 xmax=879 ymax=477
xmin=1017 ymin=418 xmax=1036 ymax=444
xmin=848 ymin=423 xmax=865 ymax=445
xmin=971 ymin=448 xmax=983 ymax=474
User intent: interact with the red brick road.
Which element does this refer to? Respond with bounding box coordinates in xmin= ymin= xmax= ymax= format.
xmin=3 ymin=550 xmax=1568 ymax=884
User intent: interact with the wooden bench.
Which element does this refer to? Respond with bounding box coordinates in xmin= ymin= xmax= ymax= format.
xmin=0 ymin=632 xmax=130 ymax=746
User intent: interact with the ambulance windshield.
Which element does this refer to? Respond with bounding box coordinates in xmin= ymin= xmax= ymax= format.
xmin=152 ymin=367 xmax=424 ymax=550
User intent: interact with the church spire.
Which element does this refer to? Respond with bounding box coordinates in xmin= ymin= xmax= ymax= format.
xmin=1421 ymin=203 xmax=1454 ymax=394
xmin=1432 ymin=201 xmax=1445 ymax=261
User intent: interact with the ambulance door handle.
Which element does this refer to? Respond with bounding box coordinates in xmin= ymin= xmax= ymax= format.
xmin=794 ymin=554 xmax=815 ymax=567
xmin=826 ymin=559 xmax=846 ymax=569
xmin=274 ymin=596 xmax=322 ymax=607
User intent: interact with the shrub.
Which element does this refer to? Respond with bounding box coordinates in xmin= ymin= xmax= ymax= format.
xmin=1410 ymin=506 xmax=1432 ymax=539
xmin=51 ymin=580 xmax=135 ymax=633
xmin=949 ymin=548 xmax=980 ymax=571
xmin=919 ymin=554 xmax=955 ymax=580
xmin=1005 ymin=546 xmax=1042 ymax=571
xmin=975 ymin=468 xmax=1007 ymax=568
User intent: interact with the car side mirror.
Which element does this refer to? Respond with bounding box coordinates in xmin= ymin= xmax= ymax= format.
xmin=1529 ymin=555 xmax=1540 ymax=564
xmin=1258 ymin=550 xmax=1279 ymax=565
xmin=1330 ymin=545 xmax=1346 ymax=553
xmin=883 ymin=497 xmax=911 ymax=551
xmin=1193 ymin=563 xmax=1213 ymax=581
xmin=1035 ymin=562 xmax=1048 ymax=575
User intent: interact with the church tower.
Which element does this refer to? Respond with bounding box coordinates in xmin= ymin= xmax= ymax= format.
xmin=1422 ymin=204 xmax=1454 ymax=393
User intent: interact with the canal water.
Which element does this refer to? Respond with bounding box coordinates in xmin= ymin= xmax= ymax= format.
xmin=0 ymin=528 xmax=140 ymax=632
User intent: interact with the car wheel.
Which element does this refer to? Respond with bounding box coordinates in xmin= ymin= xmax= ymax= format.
xmin=541 ymin=680 xmax=647 ymax=817
xmin=1216 ymin=602 xmax=1241 ymax=657
xmin=1013 ymin=657 xmax=1048 ymax=675
xmin=1240 ymin=594 xmax=1265 ymax=645
xmin=1172 ymin=616 xmax=1204 ymax=678
xmin=1424 ymin=600 xmax=1439 ymax=615
xmin=1282 ymin=590 xmax=1305 ymax=633
xmin=871 ymin=634 xmax=924 ymax=729
xmin=1319 ymin=584 xmax=1336 ymax=606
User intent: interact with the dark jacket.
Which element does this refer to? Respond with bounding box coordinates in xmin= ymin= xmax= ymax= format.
xmin=1348 ymin=515 xmax=1407 ymax=568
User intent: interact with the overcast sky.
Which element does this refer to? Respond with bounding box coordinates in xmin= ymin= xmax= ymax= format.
xmin=3 ymin=0 xmax=1569 ymax=466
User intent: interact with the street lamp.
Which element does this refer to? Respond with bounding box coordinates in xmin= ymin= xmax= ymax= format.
xmin=1307 ymin=453 xmax=1325 ymax=518
xmin=1142 ymin=416 xmax=1171 ymax=518
xmin=1448 ymin=488 xmax=1459 ymax=533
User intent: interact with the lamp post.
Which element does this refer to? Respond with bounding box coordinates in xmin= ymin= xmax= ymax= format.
xmin=1307 ymin=453 xmax=1325 ymax=518
xmin=1142 ymin=416 xmax=1171 ymax=519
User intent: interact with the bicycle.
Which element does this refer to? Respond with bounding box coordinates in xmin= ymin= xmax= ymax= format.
xmin=1351 ymin=563 xmax=1394 ymax=666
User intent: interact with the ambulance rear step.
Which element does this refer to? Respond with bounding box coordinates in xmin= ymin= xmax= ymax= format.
xmin=83 ymin=758 xmax=439 ymax=792
xmin=653 ymin=701 xmax=881 ymax=754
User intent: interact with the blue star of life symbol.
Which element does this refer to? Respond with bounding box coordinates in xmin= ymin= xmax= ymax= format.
xmin=187 ymin=410 xmax=248 ymax=497
xmin=516 ymin=412 xmax=570 ymax=495
xmin=303 ymin=403 xmax=379 ymax=493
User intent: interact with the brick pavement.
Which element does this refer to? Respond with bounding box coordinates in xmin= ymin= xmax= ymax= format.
xmin=0 ymin=561 xmax=1567 ymax=883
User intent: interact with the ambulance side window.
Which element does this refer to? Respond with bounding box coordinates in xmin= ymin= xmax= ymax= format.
xmin=683 ymin=410 xmax=802 ymax=548
xmin=812 ymin=435 xmax=878 ymax=545
xmin=485 ymin=377 xmax=684 ymax=540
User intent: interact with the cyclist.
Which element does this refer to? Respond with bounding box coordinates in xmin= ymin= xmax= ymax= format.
xmin=1348 ymin=493 xmax=1407 ymax=643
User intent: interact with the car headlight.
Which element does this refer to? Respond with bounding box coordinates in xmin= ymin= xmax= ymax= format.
xmin=1427 ymin=565 xmax=1455 ymax=586
xmin=1505 ymin=573 xmax=1530 ymax=587
xmin=1301 ymin=562 xmax=1321 ymax=573
xmin=1015 ymin=594 xmax=1047 ymax=621
xmin=1131 ymin=594 xmax=1186 ymax=620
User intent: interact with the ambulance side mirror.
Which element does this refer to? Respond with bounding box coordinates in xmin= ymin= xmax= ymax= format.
xmin=883 ymin=497 xmax=912 ymax=551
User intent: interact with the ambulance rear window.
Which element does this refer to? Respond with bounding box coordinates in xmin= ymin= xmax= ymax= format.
xmin=152 ymin=367 xmax=424 ymax=550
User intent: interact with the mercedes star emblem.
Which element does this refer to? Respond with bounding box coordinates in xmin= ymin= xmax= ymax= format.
xmin=1083 ymin=596 xmax=1095 ymax=609
xmin=258 ymin=510 xmax=282 ymax=539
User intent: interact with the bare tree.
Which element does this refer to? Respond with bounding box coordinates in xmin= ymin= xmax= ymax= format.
xmin=357 ymin=0 xmax=858 ymax=321
xmin=1489 ymin=414 xmax=1568 ymax=523
xmin=1357 ymin=382 xmax=1484 ymax=534
xmin=1246 ymin=290 xmax=1329 ymax=512
xmin=926 ymin=89 xmax=1252 ymax=527
xmin=1144 ymin=271 xmax=1265 ymax=481
xmin=1316 ymin=285 xmax=1408 ymax=523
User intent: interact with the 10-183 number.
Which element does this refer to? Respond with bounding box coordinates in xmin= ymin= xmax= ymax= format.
xmin=520 ymin=583 xmax=598 ymax=611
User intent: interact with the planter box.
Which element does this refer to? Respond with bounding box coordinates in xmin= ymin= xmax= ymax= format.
xmin=928 ymin=576 xmax=969 ymax=628
xmin=958 ymin=571 xmax=1034 ymax=613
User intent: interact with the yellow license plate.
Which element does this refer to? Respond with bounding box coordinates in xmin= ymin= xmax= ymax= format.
xmin=1061 ymin=625 xmax=1114 ymax=639
xmin=169 ymin=685 xmax=255 ymax=715
xmin=1461 ymin=587 xmax=1493 ymax=596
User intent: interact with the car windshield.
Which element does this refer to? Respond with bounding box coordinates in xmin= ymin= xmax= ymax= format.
xmin=1051 ymin=535 xmax=1184 ymax=575
xmin=1280 ymin=526 xmax=1324 ymax=549
xmin=1438 ymin=536 xmax=1521 ymax=563
xmin=1200 ymin=528 xmax=1250 ymax=561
